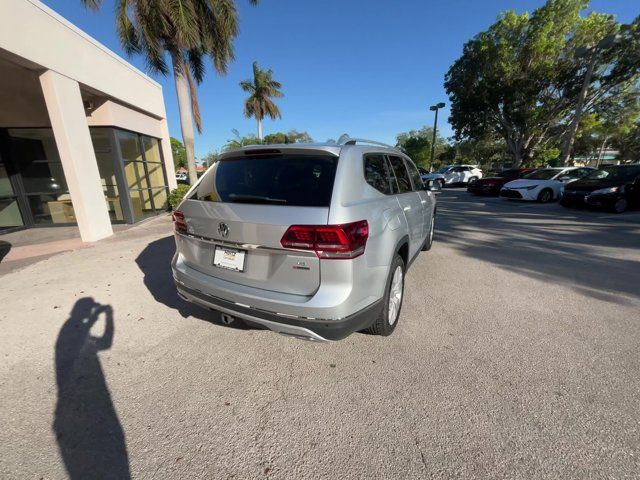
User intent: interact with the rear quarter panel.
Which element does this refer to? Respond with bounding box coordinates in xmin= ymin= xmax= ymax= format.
xmin=328 ymin=147 xmax=410 ymax=300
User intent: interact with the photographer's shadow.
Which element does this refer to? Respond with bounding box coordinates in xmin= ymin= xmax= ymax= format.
xmin=53 ymin=298 xmax=130 ymax=480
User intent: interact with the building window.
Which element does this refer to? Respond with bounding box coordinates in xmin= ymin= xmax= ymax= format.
xmin=8 ymin=128 xmax=77 ymax=225
xmin=116 ymin=129 xmax=169 ymax=221
xmin=91 ymin=129 xmax=125 ymax=223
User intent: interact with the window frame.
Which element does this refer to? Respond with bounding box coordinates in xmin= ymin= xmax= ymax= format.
xmin=403 ymin=157 xmax=425 ymax=191
xmin=387 ymin=154 xmax=413 ymax=194
xmin=363 ymin=152 xmax=395 ymax=195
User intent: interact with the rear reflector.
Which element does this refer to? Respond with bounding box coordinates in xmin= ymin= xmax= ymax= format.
xmin=172 ymin=210 xmax=187 ymax=234
xmin=280 ymin=220 xmax=368 ymax=259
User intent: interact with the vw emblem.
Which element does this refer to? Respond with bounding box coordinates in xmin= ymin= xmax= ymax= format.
xmin=218 ymin=222 xmax=229 ymax=238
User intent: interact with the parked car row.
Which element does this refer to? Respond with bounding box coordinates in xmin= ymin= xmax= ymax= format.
xmin=467 ymin=164 xmax=640 ymax=213
xmin=499 ymin=167 xmax=596 ymax=203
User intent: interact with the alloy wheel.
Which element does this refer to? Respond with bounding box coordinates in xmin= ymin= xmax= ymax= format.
xmin=388 ymin=266 xmax=403 ymax=325
xmin=540 ymin=190 xmax=552 ymax=203
xmin=429 ymin=217 xmax=435 ymax=244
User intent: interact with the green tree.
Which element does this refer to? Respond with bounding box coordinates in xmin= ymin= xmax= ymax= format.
xmin=82 ymin=0 xmax=258 ymax=185
xmin=445 ymin=0 xmax=639 ymax=167
xmin=224 ymin=129 xmax=260 ymax=150
xmin=170 ymin=137 xmax=186 ymax=170
xmin=574 ymin=85 xmax=640 ymax=163
xmin=286 ymin=130 xmax=313 ymax=143
xmin=454 ymin=134 xmax=510 ymax=170
xmin=615 ymin=121 xmax=640 ymax=161
xmin=262 ymin=130 xmax=314 ymax=144
xmin=262 ymin=132 xmax=288 ymax=144
xmin=240 ymin=62 xmax=284 ymax=140
xmin=396 ymin=127 xmax=446 ymax=168
xmin=201 ymin=150 xmax=219 ymax=168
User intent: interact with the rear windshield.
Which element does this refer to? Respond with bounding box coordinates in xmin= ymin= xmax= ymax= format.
xmin=192 ymin=154 xmax=338 ymax=207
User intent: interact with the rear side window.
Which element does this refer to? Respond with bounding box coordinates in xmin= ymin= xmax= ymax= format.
xmin=404 ymin=159 xmax=424 ymax=191
xmin=364 ymin=154 xmax=393 ymax=194
xmin=388 ymin=156 xmax=412 ymax=193
xmin=193 ymin=154 xmax=338 ymax=207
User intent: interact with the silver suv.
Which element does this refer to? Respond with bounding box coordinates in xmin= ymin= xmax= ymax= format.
xmin=171 ymin=139 xmax=438 ymax=341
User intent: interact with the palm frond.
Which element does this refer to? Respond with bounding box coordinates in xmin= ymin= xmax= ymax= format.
xmin=80 ymin=0 xmax=103 ymax=10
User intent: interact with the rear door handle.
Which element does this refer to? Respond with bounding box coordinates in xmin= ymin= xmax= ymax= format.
xmin=421 ymin=200 xmax=427 ymax=204
xmin=403 ymin=206 xmax=411 ymax=212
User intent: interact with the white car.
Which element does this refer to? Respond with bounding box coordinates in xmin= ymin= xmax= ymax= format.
xmin=422 ymin=164 xmax=483 ymax=187
xmin=175 ymin=172 xmax=188 ymax=182
xmin=500 ymin=167 xmax=596 ymax=203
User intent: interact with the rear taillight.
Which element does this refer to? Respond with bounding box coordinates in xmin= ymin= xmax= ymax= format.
xmin=172 ymin=210 xmax=187 ymax=234
xmin=280 ymin=220 xmax=368 ymax=259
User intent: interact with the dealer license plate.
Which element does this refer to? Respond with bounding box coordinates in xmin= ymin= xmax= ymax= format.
xmin=213 ymin=246 xmax=246 ymax=272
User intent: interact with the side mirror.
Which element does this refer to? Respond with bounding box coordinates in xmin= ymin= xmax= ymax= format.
xmin=426 ymin=179 xmax=441 ymax=192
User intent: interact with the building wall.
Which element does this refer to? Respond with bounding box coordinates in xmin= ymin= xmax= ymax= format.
xmin=0 ymin=60 xmax=50 ymax=128
xmin=0 ymin=0 xmax=175 ymax=187
xmin=0 ymin=0 xmax=166 ymax=119
xmin=0 ymin=0 xmax=177 ymax=240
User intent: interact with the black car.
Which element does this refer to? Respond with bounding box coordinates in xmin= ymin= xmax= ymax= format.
xmin=560 ymin=164 xmax=640 ymax=213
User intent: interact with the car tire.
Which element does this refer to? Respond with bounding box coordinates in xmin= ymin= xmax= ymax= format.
xmin=422 ymin=214 xmax=435 ymax=251
xmin=468 ymin=176 xmax=478 ymax=184
xmin=538 ymin=188 xmax=553 ymax=203
xmin=613 ymin=197 xmax=628 ymax=213
xmin=365 ymin=254 xmax=405 ymax=336
xmin=438 ymin=179 xmax=445 ymax=189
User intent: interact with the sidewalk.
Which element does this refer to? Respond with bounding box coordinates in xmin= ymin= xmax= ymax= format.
xmin=0 ymin=221 xmax=151 ymax=276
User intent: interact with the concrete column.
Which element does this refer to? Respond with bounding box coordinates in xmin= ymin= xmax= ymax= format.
xmin=39 ymin=70 xmax=113 ymax=242
xmin=160 ymin=118 xmax=178 ymax=190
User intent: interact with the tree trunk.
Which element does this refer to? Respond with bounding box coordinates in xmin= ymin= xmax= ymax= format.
xmin=596 ymin=136 xmax=608 ymax=167
xmin=560 ymin=53 xmax=597 ymax=166
xmin=257 ymin=118 xmax=263 ymax=141
xmin=506 ymin=135 xmax=523 ymax=168
xmin=170 ymin=52 xmax=198 ymax=186
xmin=511 ymin=150 xmax=523 ymax=168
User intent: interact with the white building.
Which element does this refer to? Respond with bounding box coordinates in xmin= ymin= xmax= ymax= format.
xmin=0 ymin=0 xmax=177 ymax=241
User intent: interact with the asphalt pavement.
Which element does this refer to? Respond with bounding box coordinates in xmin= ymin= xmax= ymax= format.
xmin=1 ymin=189 xmax=639 ymax=479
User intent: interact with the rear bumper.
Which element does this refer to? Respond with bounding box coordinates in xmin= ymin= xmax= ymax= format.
xmin=171 ymin=251 xmax=386 ymax=341
xmin=175 ymin=281 xmax=381 ymax=341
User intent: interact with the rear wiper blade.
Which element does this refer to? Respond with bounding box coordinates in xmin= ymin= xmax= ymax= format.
xmin=228 ymin=194 xmax=287 ymax=204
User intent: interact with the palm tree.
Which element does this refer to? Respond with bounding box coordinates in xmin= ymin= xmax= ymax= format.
xmin=240 ymin=62 xmax=283 ymax=140
xmin=81 ymin=0 xmax=258 ymax=185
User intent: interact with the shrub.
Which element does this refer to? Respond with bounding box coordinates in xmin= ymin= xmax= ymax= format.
xmin=168 ymin=184 xmax=191 ymax=211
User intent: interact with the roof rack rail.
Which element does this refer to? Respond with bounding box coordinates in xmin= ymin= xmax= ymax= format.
xmin=340 ymin=138 xmax=396 ymax=149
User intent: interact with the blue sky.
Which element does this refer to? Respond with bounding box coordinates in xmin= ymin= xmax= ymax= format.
xmin=43 ymin=0 xmax=638 ymax=159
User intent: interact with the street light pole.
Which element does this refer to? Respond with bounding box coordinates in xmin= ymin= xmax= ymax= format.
xmin=429 ymin=102 xmax=445 ymax=171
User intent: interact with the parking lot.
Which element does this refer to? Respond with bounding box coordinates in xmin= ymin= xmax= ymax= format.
xmin=1 ymin=188 xmax=639 ymax=479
